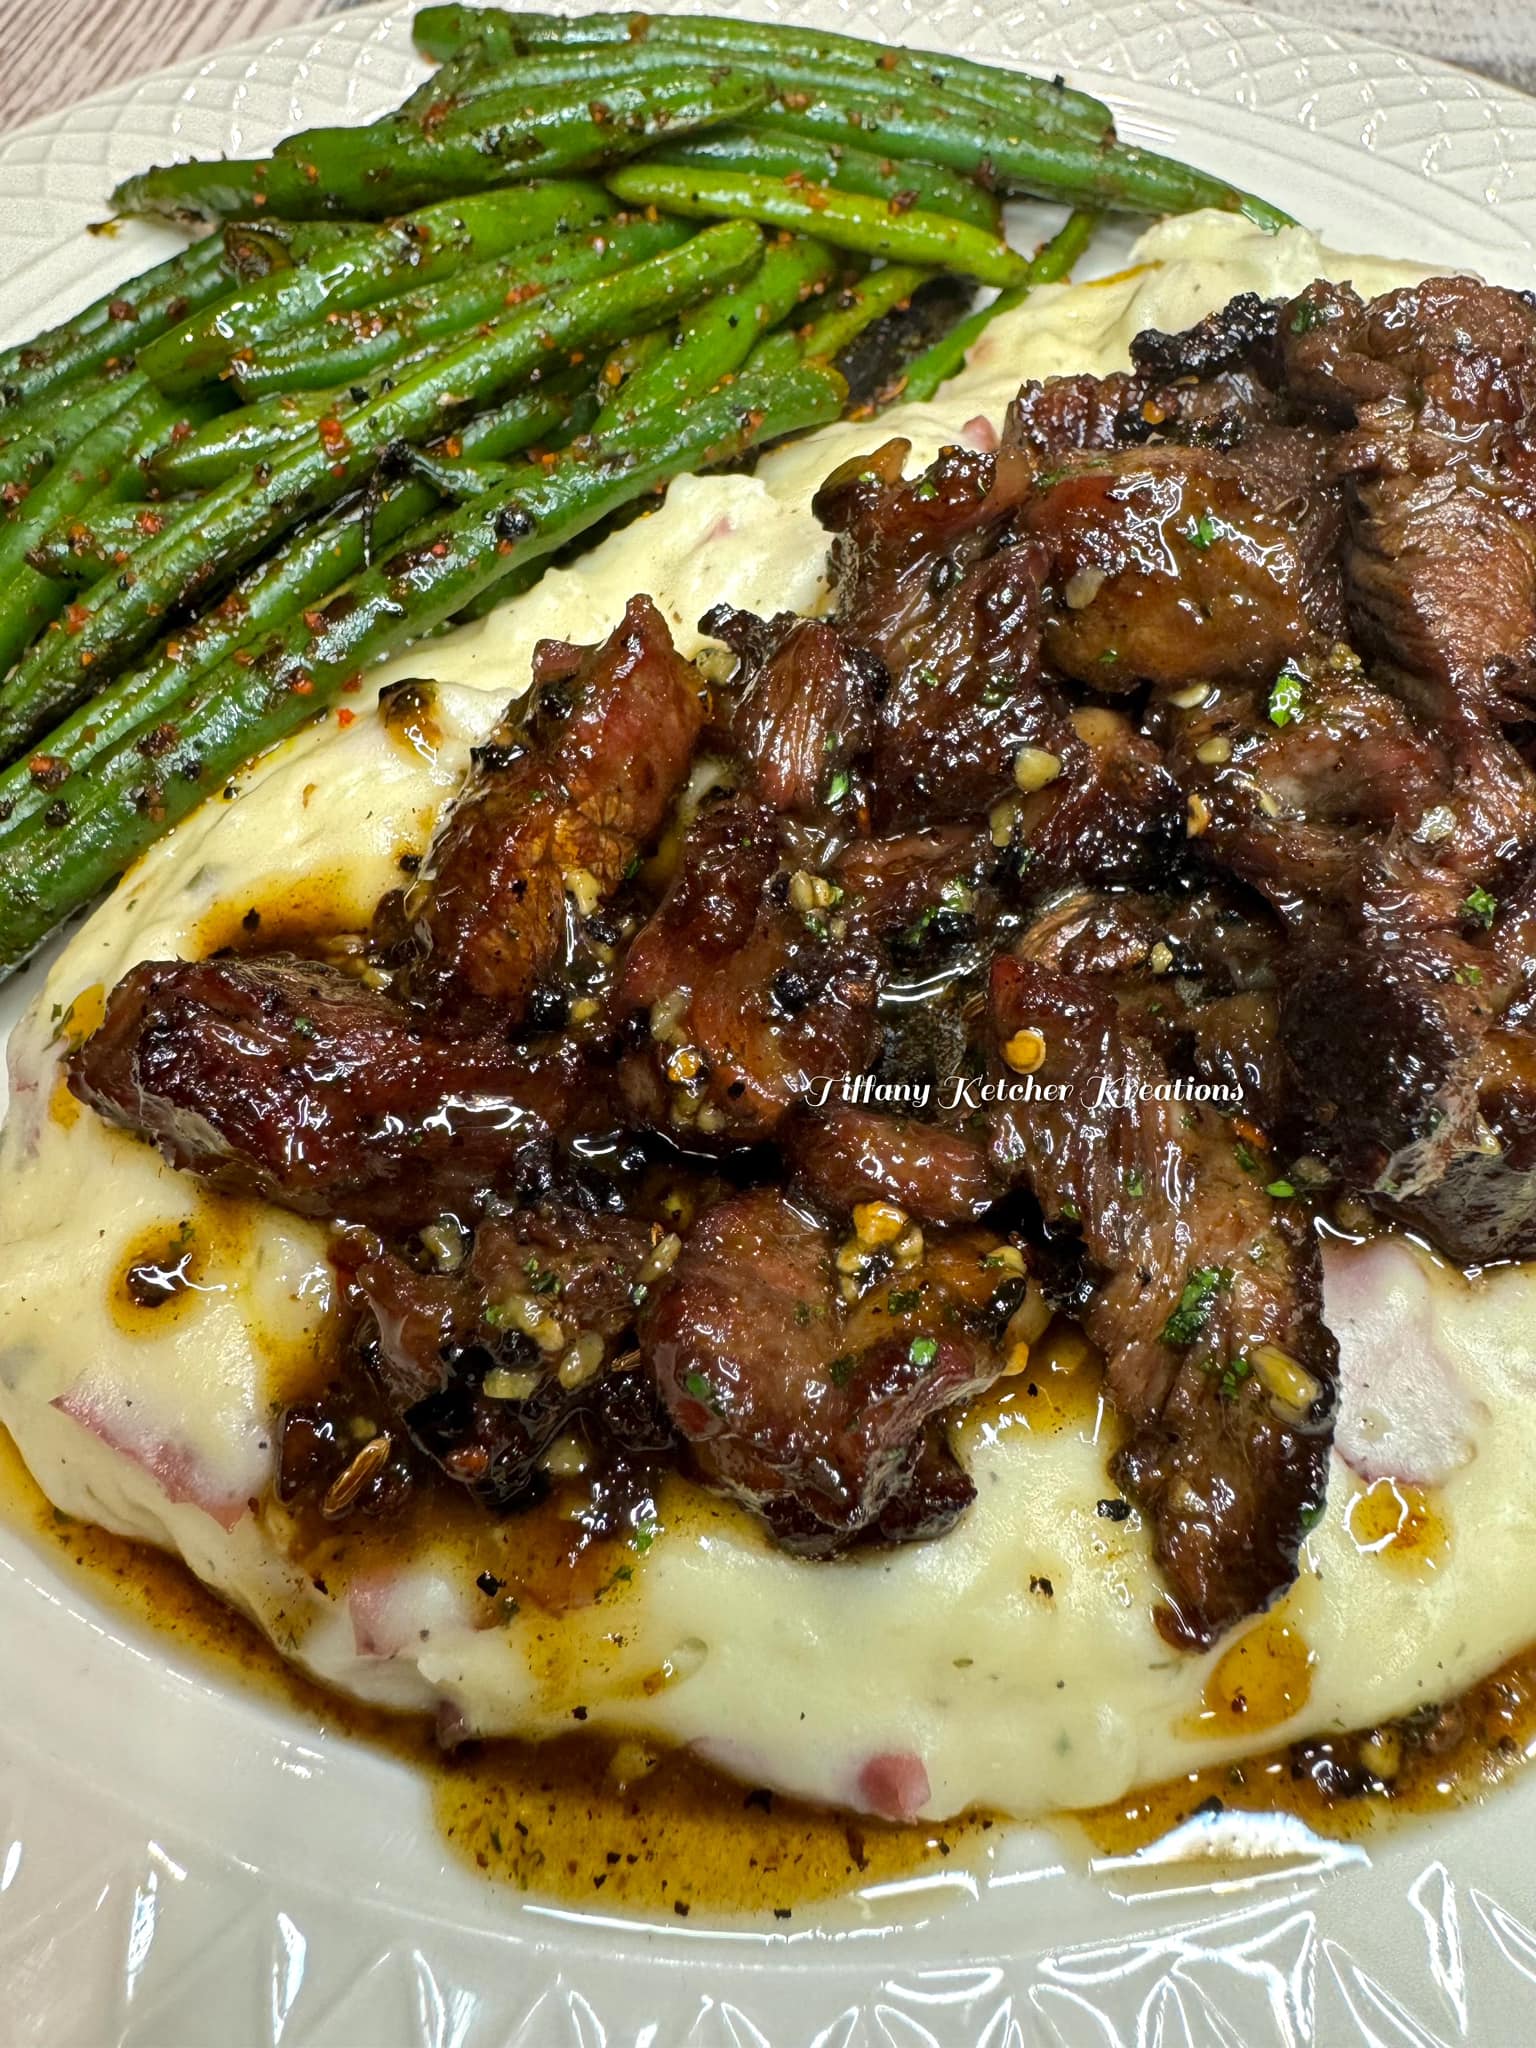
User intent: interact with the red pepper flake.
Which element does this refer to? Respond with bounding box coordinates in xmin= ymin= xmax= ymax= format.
xmin=303 ymin=610 xmax=325 ymax=631
xmin=233 ymin=649 xmax=255 ymax=667
xmin=340 ymin=672 xmax=363 ymax=694
xmin=135 ymin=510 xmax=166 ymax=535
xmin=589 ymin=100 xmax=612 ymax=126
xmin=431 ymin=541 xmax=449 ymax=558
xmin=107 ymin=296 xmax=137 ymax=321
xmin=336 ymin=707 xmax=356 ymax=729
xmin=804 ymin=186 xmax=830 ymax=212
xmin=779 ymin=89 xmax=810 ymax=110
xmin=27 ymin=754 xmax=69 ymax=790
xmin=63 ymin=602 xmax=91 ymax=633
xmin=290 ymin=676 xmax=315 ymax=697
xmin=318 ymin=415 xmax=349 ymax=455
xmin=888 ymin=189 xmax=918 ymax=215
xmin=879 ymin=49 xmax=899 ymax=69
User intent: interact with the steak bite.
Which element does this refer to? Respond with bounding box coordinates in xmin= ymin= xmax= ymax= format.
xmin=406 ymin=594 xmax=704 ymax=1029
xmin=1282 ymin=276 xmax=1536 ymax=726
xmin=1021 ymin=445 xmax=1333 ymax=691
xmin=343 ymin=1209 xmax=675 ymax=1514
xmin=68 ymin=953 xmax=582 ymax=1229
xmin=1279 ymin=927 xmax=1536 ymax=1265
xmin=786 ymin=1106 xmax=997 ymax=1225
xmin=640 ymin=1186 xmax=1029 ymax=1552
xmin=617 ymin=793 xmax=880 ymax=1143
xmin=703 ymin=605 xmax=878 ymax=817
xmin=988 ymin=953 xmax=1339 ymax=1650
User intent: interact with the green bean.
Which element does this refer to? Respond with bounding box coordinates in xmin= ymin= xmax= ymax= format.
xmin=0 ymin=361 xmax=843 ymax=975
xmin=791 ymin=263 xmax=935 ymax=365
xmin=0 ymin=220 xmax=764 ymax=759
xmin=753 ymin=91 xmax=1292 ymax=229
xmin=607 ymin=165 xmax=1028 ymax=287
xmin=137 ymin=183 xmax=614 ymax=397
xmin=27 ymin=501 xmax=194 ymax=586
xmin=598 ymin=234 xmax=838 ymax=426
xmin=0 ymin=233 xmax=229 ymax=410
xmin=649 ymin=125 xmax=1000 ymax=234
xmin=900 ymin=207 xmax=1099 ymax=403
xmin=455 ymin=369 xmax=599 ymax=458
xmin=0 ymin=480 xmax=437 ymax=850
xmin=0 ymin=383 xmax=218 ymax=673
xmin=411 ymin=6 xmax=1112 ymax=142
xmin=147 ymin=390 xmax=338 ymax=491
xmin=227 ymin=211 xmax=682 ymax=401
xmin=112 ymin=68 xmax=768 ymax=222
xmin=154 ymin=220 xmax=687 ymax=489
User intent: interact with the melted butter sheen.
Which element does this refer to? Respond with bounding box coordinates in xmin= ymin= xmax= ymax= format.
xmin=1185 ymin=1610 xmax=1316 ymax=1739
xmin=1347 ymin=1477 xmax=1448 ymax=1572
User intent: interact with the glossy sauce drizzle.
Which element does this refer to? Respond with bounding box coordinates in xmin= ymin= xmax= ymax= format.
xmin=0 ymin=1428 xmax=981 ymax=1917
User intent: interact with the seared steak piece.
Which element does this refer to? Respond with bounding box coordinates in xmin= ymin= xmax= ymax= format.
xmin=347 ymin=1209 xmax=674 ymax=1514
xmin=68 ymin=954 xmax=581 ymax=1229
xmin=617 ymin=794 xmax=880 ymax=1143
xmin=1280 ymin=929 xmax=1536 ymax=1264
xmin=704 ymin=605 xmax=878 ymax=817
xmin=1022 ymin=445 xmax=1334 ymax=690
xmin=406 ymin=594 xmax=703 ymax=1028
xmin=640 ymin=1187 xmax=1020 ymax=1552
xmin=1008 ymin=706 xmax=1182 ymax=895
xmin=813 ymin=435 xmax=1035 ymax=681
xmin=830 ymin=825 xmax=997 ymax=950
xmin=864 ymin=538 xmax=1061 ymax=828
xmin=1283 ymin=276 xmax=1536 ymax=725
xmin=988 ymin=953 xmax=1338 ymax=1649
xmin=787 ymin=1106 xmax=997 ymax=1224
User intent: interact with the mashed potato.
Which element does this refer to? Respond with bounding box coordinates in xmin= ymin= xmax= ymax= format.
xmin=6 ymin=214 xmax=1528 ymax=1825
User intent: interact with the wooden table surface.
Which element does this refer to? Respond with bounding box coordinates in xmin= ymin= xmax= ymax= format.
xmin=0 ymin=0 xmax=1531 ymax=132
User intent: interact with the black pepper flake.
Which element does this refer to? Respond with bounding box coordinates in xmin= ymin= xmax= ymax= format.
xmin=1029 ymin=1575 xmax=1054 ymax=1597
xmin=1096 ymin=1498 xmax=1131 ymax=1521
xmin=571 ymin=1704 xmax=588 ymax=1721
xmin=242 ymin=907 xmax=262 ymax=932
xmin=476 ymin=1571 xmax=504 ymax=1596
xmin=773 ymin=1908 xmax=792 ymax=1920
xmin=673 ymin=1899 xmax=690 ymax=1917
xmin=743 ymin=1786 xmax=774 ymax=1812
xmin=398 ymin=852 xmax=422 ymax=874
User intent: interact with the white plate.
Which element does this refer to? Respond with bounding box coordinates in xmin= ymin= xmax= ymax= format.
xmin=3 ymin=5 xmax=1536 ymax=2043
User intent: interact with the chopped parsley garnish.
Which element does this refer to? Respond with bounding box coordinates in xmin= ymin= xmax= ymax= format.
xmin=1185 ymin=512 xmax=1219 ymax=550
xmin=914 ymin=477 xmax=938 ymax=501
xmin=1266 ymin=1179 xmax=1296 ymax=1198
xmin=887 ymin=1287 xmax=923 ymax=1313
xmin=1161 ymin=1265 xmax=1231 ymax=1347
xmin=912 ymin=664 xmax=939 ymax=689
xmin=292 ymin=1015 xmax=317 ymax=1040
xmin=523 ymin=1255 xmax=560 ymax=1295
xmin=1124 ymin=1171 xmax=1145 ymax=1198
xmin=1234 ymin=1141 xmax=1259 ymax=1175
xmin=827 ymin=1353 xmax=856 ymax=1388
xmin=631 ymin=1516 xmax=659 ymax=1554
xmin=1217 ymin=1355 xmax=1254 ymax=1399
xmin=824 ymin=767 xmax=851 ymax=806
xmin=1463 ymin=885 xmax=1498 ymax=928
xmin=683 ymin=1370 xmax=720 ymax=1412
xmin=1058 ymin=1197 xmax=1081 ymax=1222
xmin=1455 ymin=964 xmax=1484 ymax=987
xmin=1290 ymin=299 xmax=1323 ymax=334
xmin=908 ymin=1336 xmax=938 ymax=1369
xmin=1268 ymin=664 xmax=1305 ymax=727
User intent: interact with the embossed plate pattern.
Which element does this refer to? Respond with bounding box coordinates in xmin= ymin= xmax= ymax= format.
xmin=1 ymin=4 xmax=1535 ymax=2042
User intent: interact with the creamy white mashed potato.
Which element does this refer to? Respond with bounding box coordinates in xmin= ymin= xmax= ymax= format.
xmin=5 ymin=214 xmax=1525 ymax=1825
